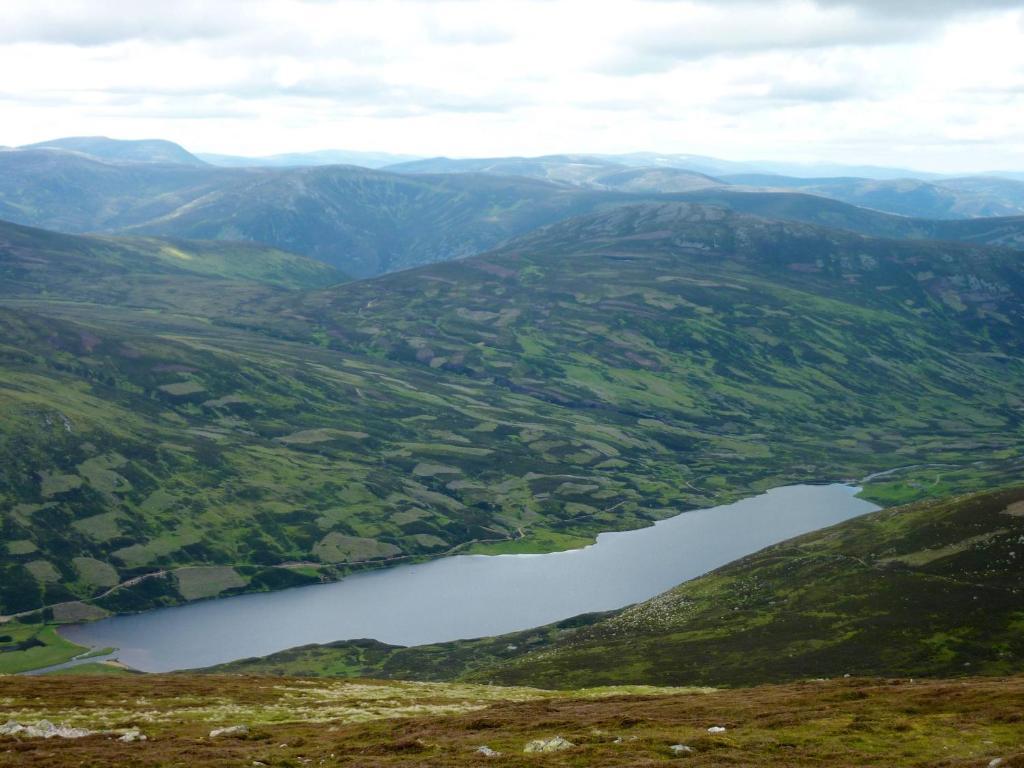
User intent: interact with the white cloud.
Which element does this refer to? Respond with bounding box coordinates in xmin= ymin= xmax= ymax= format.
xmin=0 ymin=0 xmax=1021 ymax=173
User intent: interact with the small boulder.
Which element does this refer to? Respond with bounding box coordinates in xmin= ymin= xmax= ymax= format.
xmin=988 ymin=759 xmax=1004 ymax=768
xmin=523 ymin=735 xmax=575 ymax=753
xmin=0 ymin=721 xmax=25 ymax=736
xmin=1 ymin=720 xmax=93 ymax=739
xmin=476 ymin=745 xmax=501 ymax=757
xmin=210 ymin=724 xmax=249 ymax=738
xmin=670 ymin=743 xmax=694 ymax=755
xmin=707 ymin=726 xmax=727 ymax=734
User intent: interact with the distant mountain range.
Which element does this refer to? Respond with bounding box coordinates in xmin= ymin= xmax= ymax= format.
xmin=4 ymin=138 xmax=1024 ymax=279
xmin=198 ymin=149 xmax=421 ymax=169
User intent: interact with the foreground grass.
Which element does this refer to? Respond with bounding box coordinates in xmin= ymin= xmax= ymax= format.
xmin=0 ymin=674 xmax=1021 ymax=766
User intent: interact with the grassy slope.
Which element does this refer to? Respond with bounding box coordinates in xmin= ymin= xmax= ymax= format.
xmin=4 ymin=203 xmax=1024 ymax=626
xmin=212 ymin=484 xmax=1024 ymax=688
xmin=0 ymin=218 xmax=345 ymax=295
xmin=1 ymin=674 xmax=1022 ymax=766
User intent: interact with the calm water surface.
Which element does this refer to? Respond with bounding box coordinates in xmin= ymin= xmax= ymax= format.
xmin=62 ymin=483 xmax=877 ymax=672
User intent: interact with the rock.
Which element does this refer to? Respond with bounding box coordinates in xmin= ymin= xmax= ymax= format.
xmin=0 ymin=720 xmax=94 ymax=739
xmin=988 ymin=759 xmax=1004 ymax=767
xmin=670 ymin=743 xmax=694 ymax=754
xmin=707 ymin=725 xmax=727 ymax=734
xmin=210 ymin=724 xmax=249 ymax=738
xmin=119 ymin=727 xmax=147 ymax=742
xmin=523 ymin=735 xmax=575 ymax=753
xmin=0 ymin=721 xmax=24 ymax=736
xmin=476 ymin=745 xmax=501 ymax=756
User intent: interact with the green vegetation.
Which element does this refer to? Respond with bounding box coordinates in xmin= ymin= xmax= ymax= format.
xmin=0 ymin=624 xmax=87 ymax=675
xmin=1 ymin=674 xmax=1021 ymax=766
xmin=4 ymin=203 xmax=1024 ymax=632
xmin=214 ymin=484 xmax=1024 ymax=688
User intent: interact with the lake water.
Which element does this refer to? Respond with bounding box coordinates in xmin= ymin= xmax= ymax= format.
xmin=61 ymin=483 xmax=877 ymax=672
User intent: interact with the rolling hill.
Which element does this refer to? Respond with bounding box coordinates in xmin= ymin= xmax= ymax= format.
xmin=3 ymin=203 xmax=1024 ymax=624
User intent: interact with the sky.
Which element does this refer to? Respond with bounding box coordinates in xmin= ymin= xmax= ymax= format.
xmin=1 ymin=0 xmax=1023 ymax=173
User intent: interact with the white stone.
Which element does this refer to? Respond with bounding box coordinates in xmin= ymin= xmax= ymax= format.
xmin=524 ymin=735 xmax=575 ymax=753
xmin=707 ymin=725 xmax=727 ymax=734
xmin=210 ymin=724 xmax=250 ymax=738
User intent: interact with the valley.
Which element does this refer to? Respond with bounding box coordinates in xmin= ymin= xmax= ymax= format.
xmin=5 ymin=1 xmax=1024 ymax=763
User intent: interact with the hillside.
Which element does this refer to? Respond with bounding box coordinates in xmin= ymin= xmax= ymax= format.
xmin=210 ymin=484 xmax=1024 ymax=688
xmin=0 ymin=219 xmax=345 ymax=295
xmin=0 ymin=149 xmax=641 ymax=277
xmin=2 ymin=204 xmax=1024 ymax=624
xmin=672 ymin=189 xmax=1024 ymax=247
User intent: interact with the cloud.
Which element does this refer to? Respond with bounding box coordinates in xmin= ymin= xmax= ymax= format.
xmin=0 ymin=1 xmax=248 ymax=46
xmin=813 ymin=0 xmax=1023 ymax=17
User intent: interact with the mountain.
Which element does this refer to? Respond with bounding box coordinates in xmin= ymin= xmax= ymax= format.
xmin=0 ymin=148 xmax=231 ymax=233
xmin=5 ymin=203 xmax=1024 ymax=623
xmin=19 ymin=137 xmax=207 ymax=167
xmin=211 ymin=483 xmax=1024 ymax=689
xmin=723 ymin=174 xmax=1024 ymax=219
xmin=3 ymin=147 xmax=1024 ymax=280
xmin=0 ymin=149 xmax=643 ymax=277
xmin=390 ymin=154 xmax=1024 ymax=219
xmin=112 ymin=167 xmax=638 ymax=277
xmin=598 ymin=152 xmax=948 ymax=180
xmin=668 ymin=189 xmax=1024 ymax=248
xmin=387 ymin=154 xmax=725 ymax=192
xmin=198 ymin=149 xmax=421 ymax=169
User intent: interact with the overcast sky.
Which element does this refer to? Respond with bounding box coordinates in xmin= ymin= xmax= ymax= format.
xmin=2 ymin=0 xmax=1022 ymax=172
